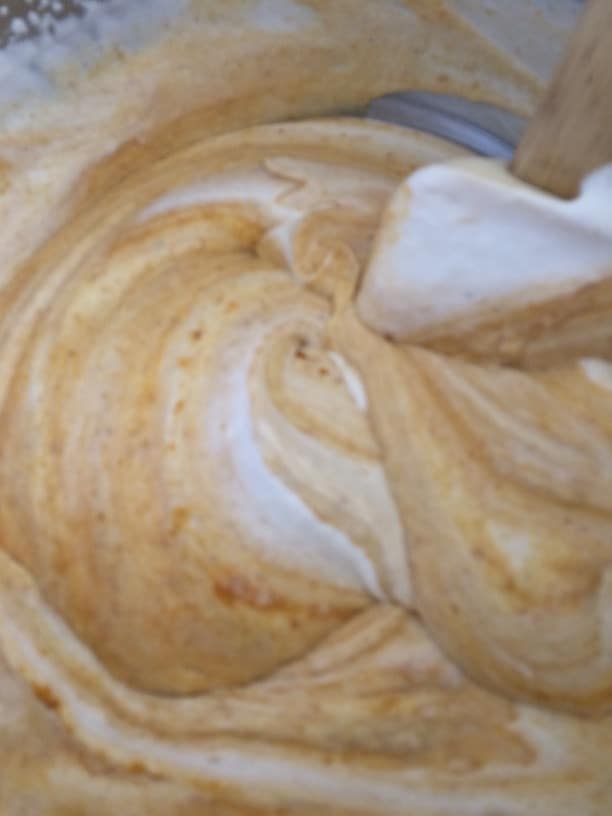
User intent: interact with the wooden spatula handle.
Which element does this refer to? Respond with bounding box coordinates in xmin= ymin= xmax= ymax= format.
xmin=511 ymin=0 xmax=612 ymax=199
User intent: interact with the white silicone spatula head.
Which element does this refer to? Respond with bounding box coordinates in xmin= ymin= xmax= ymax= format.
xmin=356 ymin=0 xmax=612 ymax=368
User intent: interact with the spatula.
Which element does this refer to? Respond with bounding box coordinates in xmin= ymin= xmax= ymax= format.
xmin=356 ymin=0 xmax=612 ymax=365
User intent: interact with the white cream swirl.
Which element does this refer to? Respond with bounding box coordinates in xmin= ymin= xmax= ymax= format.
xmin=0 ymin=121 xmax=429 ymax=694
